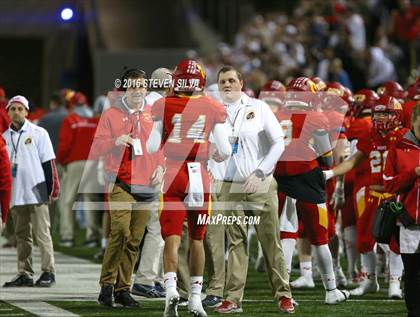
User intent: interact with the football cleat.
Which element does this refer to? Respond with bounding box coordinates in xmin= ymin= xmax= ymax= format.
xmin=349 ymin=277 xmax=379 ymax=296
xmin=164 ymin=288 xmax=180 ymax=317
xmin=388 ymin=278 xmax=403 ymax=299
xmin=188 ymin=294 xmax=207 ymax=317
xmin=290 ymin=276 xmax=315 ymax=289
xmin=325 ymin=289 xmax=350 ymax=304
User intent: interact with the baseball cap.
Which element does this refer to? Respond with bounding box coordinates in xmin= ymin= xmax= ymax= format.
xmin=6 ymin=95 xmax=29 ymax=110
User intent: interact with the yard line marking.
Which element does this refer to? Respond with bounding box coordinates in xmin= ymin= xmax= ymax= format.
xmin=7 ymin=301 xmax=79 ymax=317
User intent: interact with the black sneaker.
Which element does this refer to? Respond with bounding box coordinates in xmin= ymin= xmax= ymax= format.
xmin=35 ymin=272 xmax=55 ymax=287
xmin=3 ymin=274 xmax=34 ymax=287
xmin=114 ymin=290 xmax=139 ymax=308
xmin=98 ymin=284 xmax=114 ymax=307
xmin=132 ymin=283 xmax=164 ymax=298
xmin=154 ymin=282 xmax=166 ymax=297
xmin=202 ymin=295 xmax=223 ymax=307
xmin=178 ymin=296 xmax=188 ymax=307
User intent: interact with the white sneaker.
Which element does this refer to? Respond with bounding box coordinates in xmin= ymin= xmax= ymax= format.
xmin=188 ymin=294 xmax=207 ymax=317
xmin=290 ymin=275 xmax=315 ymax=289
xmin=164 ymin=288 xmax=179 ymax=317
xmin=335 ymin=266 xmax=348 ymax=288
xmin=388 ymin=278 xmax=403 ymax=299
xmin=349 ymin=278 xmax=379 ymax=296
xmin=325 ymin=289 xmax=350 ymax=304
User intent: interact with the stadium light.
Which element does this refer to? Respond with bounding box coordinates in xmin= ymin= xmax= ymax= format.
xmin=60 ymin=8 xmax=74 ymax=21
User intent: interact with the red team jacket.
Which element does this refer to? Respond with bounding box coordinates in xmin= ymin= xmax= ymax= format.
xmin=0 ymin=136 xmax=12 ymax=223
xmin=57 ymin=112 xmax=99 ymax=165
xmin=91 ymin=100 xmax=165 ymax=186
xmin=384 ymin=130 xmax=420 ymax=224
xmin=151 ymin=94 xmax=226 ymax=163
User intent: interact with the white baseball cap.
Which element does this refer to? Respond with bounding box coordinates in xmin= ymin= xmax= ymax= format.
xmin=6 ymin=95 xmax=29 ymax=110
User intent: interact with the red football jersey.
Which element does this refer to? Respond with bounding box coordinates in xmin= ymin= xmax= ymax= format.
xmin=345 ymin=117 xmax=372 ymax=190
xmin=323 ymin=110 xmax=346 ymax=140
xmin=357 ymin=128 xmax=408 ymax=186
xmin=152 ymin=95 xmax=226 ymax=162
xmin=402 ymin=100 xmax=418 ymax=129
xmin=275 ymin=109 xmax=329 ymax=176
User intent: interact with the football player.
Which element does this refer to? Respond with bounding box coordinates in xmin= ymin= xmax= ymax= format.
xmin=275 ymin=77 xmax=350 ymax=304
xmin=146 ymin=59 xmax=231 ymax=317
xmin=324 ymin=95 xmax=407 ymax=298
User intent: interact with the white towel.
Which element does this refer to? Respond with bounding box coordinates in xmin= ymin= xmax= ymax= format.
xmin=186 ymin=162 xmax=204 ymax=207
xmin=279 ymin=196 xmax=298 ymax=233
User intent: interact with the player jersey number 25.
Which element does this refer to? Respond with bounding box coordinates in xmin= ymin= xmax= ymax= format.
xmin=369 ymin=150 xmax=388 ymax=174
xmin=167 ymin=114 xmax=206 ymax=143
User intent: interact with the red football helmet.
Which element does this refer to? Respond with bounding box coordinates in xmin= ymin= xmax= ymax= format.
xmin=351 ymin=89 xmax=379 ymax=118
xmin=172 ymin=59 xmax=206 ymax=92
xmin=377 ymin=81 xmax=405 ymax=100
xmin=407 ymin=82 xmax=420 ymax=100
xmin=70 ymin=92 xmax=88 ymax=107
xmin=259 ymin=80 xmax=286 ymax=106
xmin=372 ymin=95 xmax=403 ymax=133
xmin=323 ymin=82 xmax=352 ymax=112
xmin=310 ymin=76 xmax=327 ymax=92
xmin=285 ymin=77 xmax=319 ymax=108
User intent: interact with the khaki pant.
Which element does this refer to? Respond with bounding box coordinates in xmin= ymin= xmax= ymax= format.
xmin=204 ymin=180 xmax=226 ymax=297
xmin=222 ymin=176 xmax=291 ymax=304
xmin=135 ymin=210 xmax=164 ymax=286
xmin=99 ymin=184 xmax=151 ymax=292
xmin=59 ymin=160 xmax=101 ymax=242
xmin=11 ymin=204 xmax=55 ymax=276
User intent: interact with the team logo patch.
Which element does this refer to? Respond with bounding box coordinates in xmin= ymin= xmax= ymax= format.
xmin=246 ymin=111 xmax=255 ymax=120
xmin=143 ymin=112 xmax=152 ymax=122
xmin=25 ymin=137 xmax=32 ymax=144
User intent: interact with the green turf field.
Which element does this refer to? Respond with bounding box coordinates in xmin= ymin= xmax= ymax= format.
xmin=0 ymin=230 xmax=407 ymax=316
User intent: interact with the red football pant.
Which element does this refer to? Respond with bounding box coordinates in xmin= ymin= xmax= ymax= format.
xmin=357 ymin=192 xmax=399 ymax=254
xmin=160 ymin=161 xmax=210 ymax=240
xmin=278 ymin=192 xmax=329 ymax=246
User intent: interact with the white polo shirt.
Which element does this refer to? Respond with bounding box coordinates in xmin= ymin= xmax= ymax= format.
xmin=3 ymin=120 xmax=55 ymax=207
xmin=208 ymin=93 xmax=284 ymax=182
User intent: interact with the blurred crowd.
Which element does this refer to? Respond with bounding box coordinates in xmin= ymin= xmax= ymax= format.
xmin=197 ymin=0 xmax=419 ymax=92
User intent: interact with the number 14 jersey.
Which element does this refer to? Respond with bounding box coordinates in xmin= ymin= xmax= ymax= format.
xmin=151 ymin=95 xmax=226 ymax=162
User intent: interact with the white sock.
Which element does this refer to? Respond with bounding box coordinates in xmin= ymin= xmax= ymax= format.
xmin=389 ymin=251 xmax=403 ymax=281
xmin=281 ymin=238 xmax=296 ymax=274
xmin=314 ymin=244 xmax=336 ymax=291
xmin=300 ymin=261 xmax=313 ymax=278
xmin=343 ymin=226 xmax=358 ymax=275
xmin=361 ymin=251 xmax=377 ymax=279
xmin=101 ymin=238 xmax=108 ymax=249
xmin=190 ymin=276 xmax=203 ymax=296
xmin=164 ymin=272 xmax=177 ymax=290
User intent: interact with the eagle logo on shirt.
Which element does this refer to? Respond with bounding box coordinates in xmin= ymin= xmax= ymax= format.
xmin=246 ymin=111 xmax=255 ymax=120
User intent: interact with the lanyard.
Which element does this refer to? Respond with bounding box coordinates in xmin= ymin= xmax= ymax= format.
xmin=226 ymin=104 xmax=246 ymax=137
xmin=10 ymin=131 xmax=23 ymax=162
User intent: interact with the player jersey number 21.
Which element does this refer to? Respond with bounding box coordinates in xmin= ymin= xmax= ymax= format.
xmin=369 ymin=150 xmax=388 ymax=174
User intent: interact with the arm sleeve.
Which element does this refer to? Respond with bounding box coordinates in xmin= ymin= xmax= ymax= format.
xmin=313 ymin=129 xmax=334 ymax=167
xmin=383 ymin=146 xmax=417 ymax=194
xmin=147 ymin=120 xmax=163 ymax=154
xmin=0 ymin=137 xmax=11 ymax=223
xmin=211 ymin=123 xmax=232 ymax=159
xmin=90 ymin=112 xmax=117 ymax=158
xmin=257 ymin=103 xmax=285 ymax=174
xmin=42 ymin=159 xmax=60 ymax=200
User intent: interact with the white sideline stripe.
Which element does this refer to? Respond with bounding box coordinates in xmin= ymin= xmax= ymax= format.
xmin=0 ymin=308 xmax=14 ymax=310
xmin=243 ymin=299 xmax=403 ymax=303
xmin=7 ymin=301 xmax=79 ymax=317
